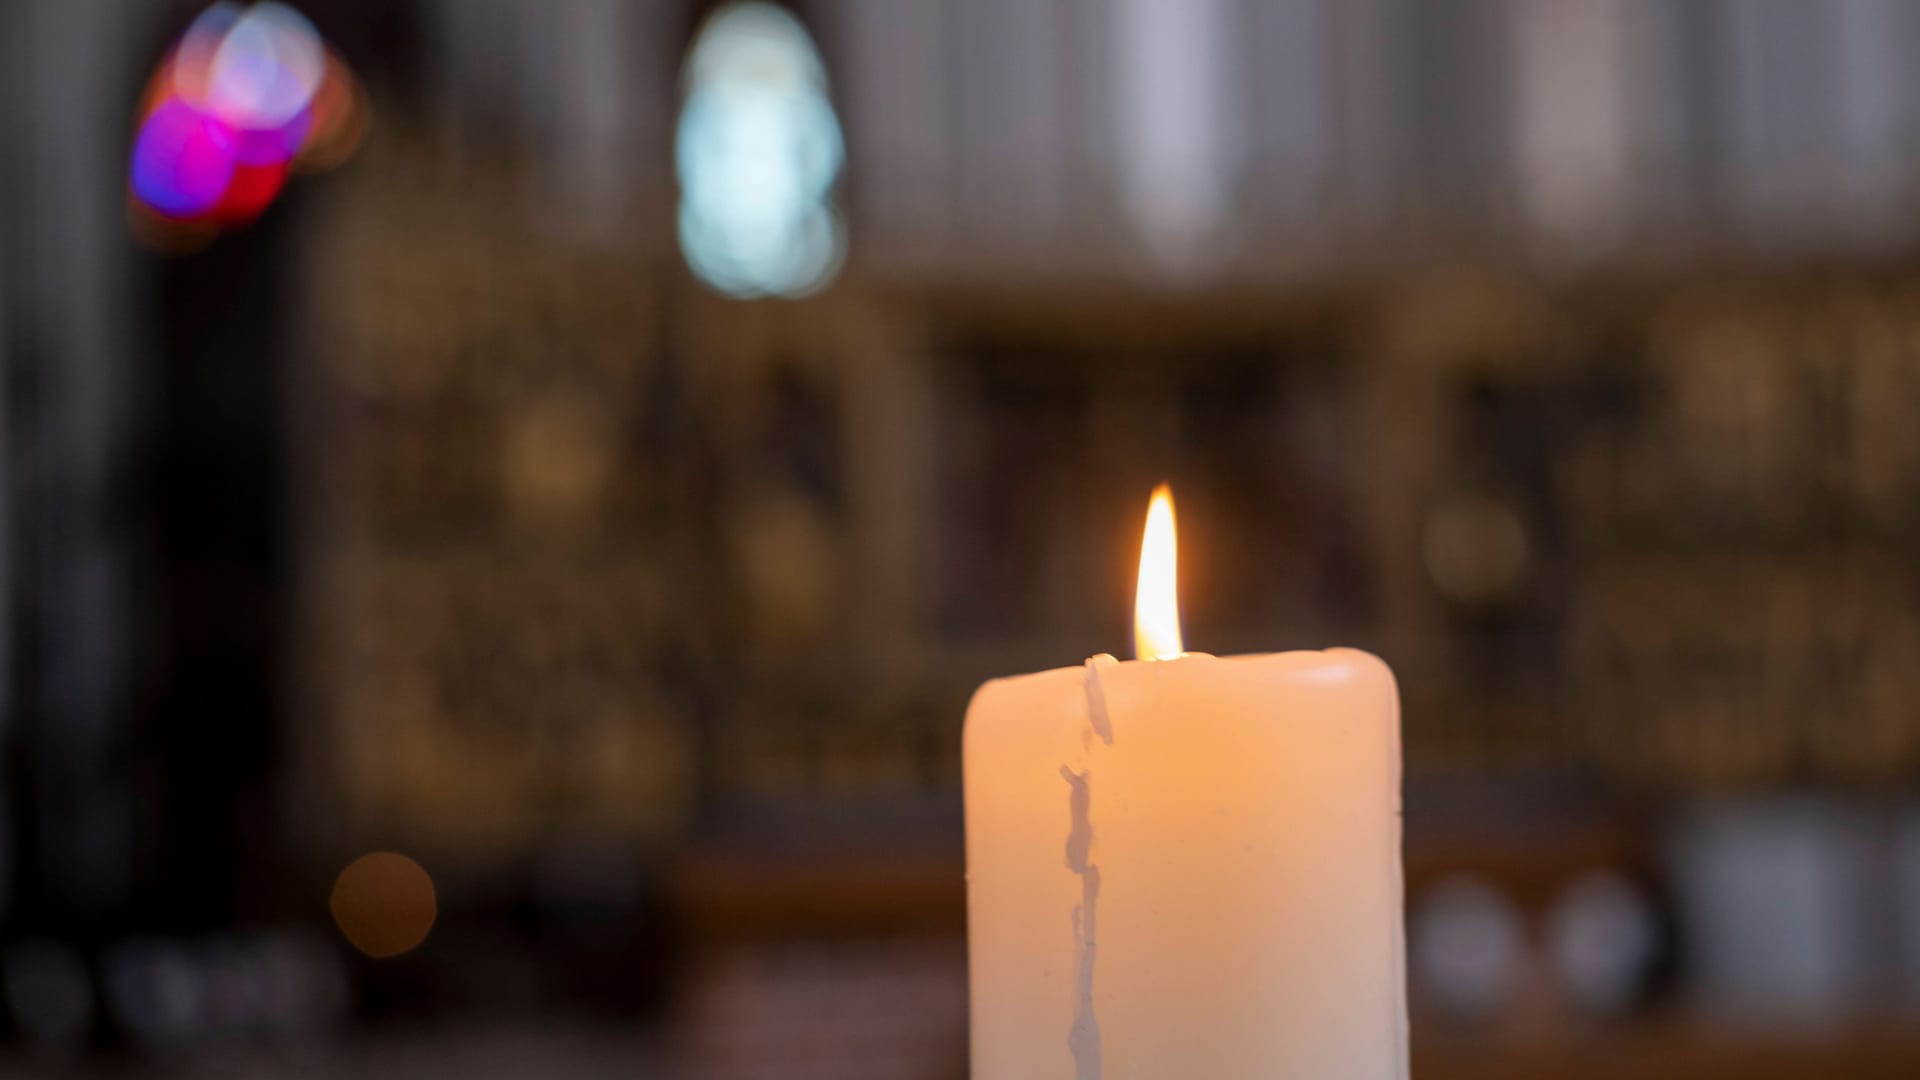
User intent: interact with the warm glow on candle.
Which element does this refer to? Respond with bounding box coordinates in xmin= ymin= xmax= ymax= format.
xmin=968 ymin=482 xmax=1405 ymax=1078
xmin=1134 ymin=484 xmax=1184 ymax=660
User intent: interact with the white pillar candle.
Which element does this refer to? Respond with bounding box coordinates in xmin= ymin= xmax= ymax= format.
xmin=964 ymin=487 xmax=1407 ymax=1079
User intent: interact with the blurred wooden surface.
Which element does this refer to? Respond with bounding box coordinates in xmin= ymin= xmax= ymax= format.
xmin=1415 ymin=1020 xmax=1920 ymax=1080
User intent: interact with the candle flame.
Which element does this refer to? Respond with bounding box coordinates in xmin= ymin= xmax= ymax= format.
xmin=1133 ymin=484 xmax=1183 ymax=661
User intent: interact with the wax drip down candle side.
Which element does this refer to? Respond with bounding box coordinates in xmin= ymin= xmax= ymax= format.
xmin=963 ymin=486 xmax=1407 ymax=1079
xmin=1063 ymin=654 xmax=1117 ymax=1080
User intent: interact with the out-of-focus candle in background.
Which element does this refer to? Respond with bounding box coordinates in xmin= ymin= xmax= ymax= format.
xmin=964 ymin=486 xmax=1407 ymax=1078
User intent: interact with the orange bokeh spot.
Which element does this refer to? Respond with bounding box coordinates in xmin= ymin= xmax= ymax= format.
xmin=330 ymin=852 xmax=437 ymax=959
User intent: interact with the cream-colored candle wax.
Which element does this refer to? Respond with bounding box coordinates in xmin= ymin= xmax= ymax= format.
xmin=964 ymin=488 xmax=1406 ymax=1079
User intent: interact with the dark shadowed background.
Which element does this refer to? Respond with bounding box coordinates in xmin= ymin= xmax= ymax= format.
xmin=4 ymin=0 xmax=1920 ymax=1076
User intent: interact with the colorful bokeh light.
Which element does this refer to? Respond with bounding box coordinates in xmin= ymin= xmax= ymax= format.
xmin=129 ymin=2 xmax=363 ymax=244
xmin=130 ymin=98 xmax=237 ymax=218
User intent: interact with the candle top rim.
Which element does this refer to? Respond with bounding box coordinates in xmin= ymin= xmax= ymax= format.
xmin=973 ymin=646 xmax=1390 ymax=695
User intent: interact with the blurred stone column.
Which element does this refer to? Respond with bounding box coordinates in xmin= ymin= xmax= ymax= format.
xmin=425 ymin=0 xmax=674 ymax=244
xmin=1110 ymin=0 xmax=1236 ymax=273
xmin=7 ymin=0 xmax=158 ymax=928
xmin=1509 ymin=0 xmax=1634 ymax=248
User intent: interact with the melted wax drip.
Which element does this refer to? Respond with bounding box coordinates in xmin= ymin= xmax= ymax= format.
xmin=1062 ymin=766 xmax=1101 ymax=1080
xmin=1064 ymin=655 xmax=1116 ymax=1080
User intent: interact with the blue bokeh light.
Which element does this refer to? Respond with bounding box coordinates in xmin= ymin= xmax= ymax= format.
xmin=130 ymin=98 xmax=237 ymax=218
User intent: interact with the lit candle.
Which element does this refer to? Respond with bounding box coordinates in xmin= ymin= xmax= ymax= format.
xmin=964 ymin=486 xmax=1406 ymax=1078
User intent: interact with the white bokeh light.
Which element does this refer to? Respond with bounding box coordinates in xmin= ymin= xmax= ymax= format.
xmin=676 ymin=2 xmax=845 ymax=299
xmin=207 ymin=3 xmax=326 ymax=128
